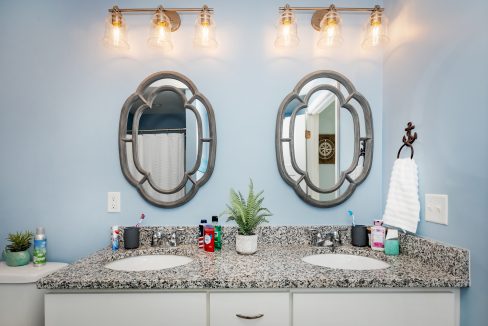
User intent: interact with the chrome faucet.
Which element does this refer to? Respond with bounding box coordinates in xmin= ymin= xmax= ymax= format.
xmin=309 ymin=229 xmax=343 ymax=252
xmin=151 ymin=228 xmax=184 ymax=247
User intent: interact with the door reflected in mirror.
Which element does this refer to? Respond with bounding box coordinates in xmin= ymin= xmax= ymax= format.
xmin=276 ymin=71 xmax=373 ymax=207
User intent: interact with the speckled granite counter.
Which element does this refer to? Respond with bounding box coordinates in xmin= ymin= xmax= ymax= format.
xmin=37 ymin=226 xmax=469 ymax=290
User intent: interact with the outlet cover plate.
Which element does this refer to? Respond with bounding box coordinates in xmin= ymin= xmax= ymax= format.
xmin=107 ymin=192 xmax=121 ymax=213
xmin=425 ymin=194 xmax=448 ymax=225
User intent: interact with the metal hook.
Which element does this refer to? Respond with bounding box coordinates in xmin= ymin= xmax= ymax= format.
xmin=397 ymin=122 xmax=418 ymax=159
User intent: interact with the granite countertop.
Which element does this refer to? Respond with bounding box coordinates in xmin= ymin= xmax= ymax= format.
xmin=38 ymin=226 xmax=470 ymax=290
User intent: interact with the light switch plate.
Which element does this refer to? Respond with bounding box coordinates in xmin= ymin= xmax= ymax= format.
xmin=107 ymin=192 xmax=120 ymax=213
xmin=425 ymin=194 xmax=448 ymax=225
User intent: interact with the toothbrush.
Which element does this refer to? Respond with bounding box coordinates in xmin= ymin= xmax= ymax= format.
xmin=347 ymin=210 xmax=355 ymax=226
xmin=136 ymin=213 xmax=145 ymax=227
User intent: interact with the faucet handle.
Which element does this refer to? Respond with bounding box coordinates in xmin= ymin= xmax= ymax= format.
xmin=168 ymin=228 xmax=184 ymax=247
xmin=151 ymin=230 xmax=159 ymax=246
xmin=332 ymin=231 xmax=341 ymax=243
xmin=308 ymin=229 xmax=323 ymax=246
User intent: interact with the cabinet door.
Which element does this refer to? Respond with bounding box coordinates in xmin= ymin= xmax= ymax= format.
xmin=210 ymin=292 xmax=289 ymax=326
xmin=45 ymin=293 xmax=206 ymax=326
xmin=293 ymin=292 xmax=457 ymax=326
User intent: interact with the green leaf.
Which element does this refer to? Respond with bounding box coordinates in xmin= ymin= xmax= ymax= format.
xmin=221 ymin=179 xmax=273 ymax=235
xmin=6 ymin=231 xmax=33 ymax=252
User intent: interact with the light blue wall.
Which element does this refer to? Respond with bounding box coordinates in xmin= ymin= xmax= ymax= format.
xmin=0 ymin=0 xmax=383 ymax=262
xmin=383 ymin=0 xmax=488 ymax=324
xmin=1 ymin=0 xmax=486 ymax=323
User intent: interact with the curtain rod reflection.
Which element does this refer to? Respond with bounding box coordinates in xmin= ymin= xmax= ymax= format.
xmin=127 ymin=127 xmax=186 ymax=134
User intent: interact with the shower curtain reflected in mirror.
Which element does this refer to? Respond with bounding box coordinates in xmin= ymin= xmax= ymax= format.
xmin=126 ymin=133 xmax=185 ymax=202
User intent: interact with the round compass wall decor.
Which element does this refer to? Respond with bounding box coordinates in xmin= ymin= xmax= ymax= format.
xmin=319 ymin=134 xmax=335 ymax=164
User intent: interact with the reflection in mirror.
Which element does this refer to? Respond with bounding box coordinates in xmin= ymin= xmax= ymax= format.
xmin=276 ymin=70 xmax=373 ymax=207
xmin=119 ymin=71 xmax=216 ymax=207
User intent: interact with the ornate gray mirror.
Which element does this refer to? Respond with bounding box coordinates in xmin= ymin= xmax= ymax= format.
xmin=276 ymin=70 xmax=373 ymax=207
xmin=119 ymin=71 xmax=216 ymax=207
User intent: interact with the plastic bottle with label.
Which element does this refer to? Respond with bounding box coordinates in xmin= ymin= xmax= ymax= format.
xmin=33 ymin=227 xmax=47 ymax=266
xmin=371 ymin=220 xmax=386 ymax=251
xmin=204 ymin=225 xmax=215 ymax=252
xmin=212 ymin=216 xmax=222 ymax=250
xmin=198 ymin=219 xmax=207 ymax=249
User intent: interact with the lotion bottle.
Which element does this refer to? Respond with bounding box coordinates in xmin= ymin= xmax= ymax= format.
xmin=371 ymin=220 xmax=386 ymax=251
xmin=111 ymin=226 xmax=119 ymax=251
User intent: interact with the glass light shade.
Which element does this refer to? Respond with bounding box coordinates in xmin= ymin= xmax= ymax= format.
xmin=317 ymin=7 xmax=343 ymax=48
xmin=147 ymin=10 xmax=173 ymax=51
xmin=362 ymin=8 xmax=389 ymax=47
xmin=103 ymin=12 xmax=129 ymax=50
xmin=274 ymin=8 xmax=299 ymax=48
xmin=193 ymin=7 xmax=218 ymax=49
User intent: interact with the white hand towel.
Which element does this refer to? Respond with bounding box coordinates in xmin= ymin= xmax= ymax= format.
xmin=382 ymin=158 xmax=420 ymax=233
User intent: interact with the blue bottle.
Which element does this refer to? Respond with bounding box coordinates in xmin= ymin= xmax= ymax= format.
xmin=33 ymin=227 xmax=47 ymax=266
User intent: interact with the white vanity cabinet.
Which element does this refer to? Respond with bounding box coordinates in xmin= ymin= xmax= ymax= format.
xmin=293 ymin=290 xmax=459 ymax=326
xmin=45 ymin=292 xmax=207 ymax=326
xmin=45 ymin=289 xmax=459 ymax=326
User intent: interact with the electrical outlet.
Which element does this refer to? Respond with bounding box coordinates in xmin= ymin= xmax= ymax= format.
xmin=425 ymin=194 xmax=448 ymax=225
xmin=107 ymin=192 xmax=120 ymax=213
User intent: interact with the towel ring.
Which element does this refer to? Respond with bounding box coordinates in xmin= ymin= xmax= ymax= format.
xmin=396 ymin=122 xmax=417 ymax=159
xmin=397 ymin=143 xmax=414 ymax=159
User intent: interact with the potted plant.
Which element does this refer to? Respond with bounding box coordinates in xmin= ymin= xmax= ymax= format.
xmin=222 ymin=180 xmax=272 ymax=255
xmin=3 ymin=231 xmax=33 ymax=267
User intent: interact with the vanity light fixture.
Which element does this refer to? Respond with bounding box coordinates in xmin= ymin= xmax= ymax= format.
xmin=104 ymin=4 xmax=217 ymax=51
xmin=362 ymin=5 xmax=389 ymax=47
xmin=193 ymin=5 xmax=218 ymax=49
xmin=275 ymin=4 xmax=300 ymax=48
xmin=103 ymin=6 xmax=129 ymax=49
xmin=275 ymin=4 xmax=388 ymax=49
xmin=147 ymin=7 xmax=174 ymax=51
xmin=317 ymin=5 xmax=342 ymax=48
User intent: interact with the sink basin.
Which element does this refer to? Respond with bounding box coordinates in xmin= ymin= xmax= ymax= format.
xmin=302 ymin=254 xmax=390 ymax=270
xmin=105 ymin=255 xmax=192 ymax=272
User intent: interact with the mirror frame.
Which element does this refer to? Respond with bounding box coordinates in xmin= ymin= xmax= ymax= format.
xmin=118 ymin=71 xmax=217 ymax=208
xmin=275 ymin=70 xmax=373 ymax=207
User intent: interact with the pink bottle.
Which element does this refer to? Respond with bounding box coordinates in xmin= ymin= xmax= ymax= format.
xmin=371 ymin=220 xmax=386 ymax=251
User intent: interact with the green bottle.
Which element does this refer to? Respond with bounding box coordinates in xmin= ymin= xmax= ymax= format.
xmin=212 ymin=216 xmax=222 ymax=250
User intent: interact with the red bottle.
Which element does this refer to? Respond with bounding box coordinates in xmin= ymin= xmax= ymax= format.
xmin=204 ymin=226 xmax=215 ymax=252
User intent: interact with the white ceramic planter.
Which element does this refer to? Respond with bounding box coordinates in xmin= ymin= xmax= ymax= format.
xmin=236 ymin=234 xmax=258 ymax=255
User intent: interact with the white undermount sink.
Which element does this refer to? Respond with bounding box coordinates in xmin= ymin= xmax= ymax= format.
xmin=302 ymin=254 xmax=390 ymax=270
xmin=105 ymin=255 xmax=192 ymax=272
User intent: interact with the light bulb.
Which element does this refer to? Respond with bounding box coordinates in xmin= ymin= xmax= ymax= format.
xmin=103 ymin=9 xmax=129 ymax=50
xmin=362 ymin=6 xmax=389 ymax=48
xmin=148 ymin=9 xmax=173 ymax=51
xmin=194 ymin=6 xmax=218 ymax=49
xmin=371 ymin=23 xmax=381 ymax=46
xmin=317 ymin=6 xmax=343 ymax=48
xmin=274 ymin=6 xmax=299 ymax=48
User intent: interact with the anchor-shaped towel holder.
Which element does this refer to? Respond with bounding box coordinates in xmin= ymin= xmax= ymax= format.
xmin=397 ymin=122 xmax=418 ymax=159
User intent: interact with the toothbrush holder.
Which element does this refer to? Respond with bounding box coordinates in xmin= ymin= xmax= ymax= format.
xmin=123 ymin=227 xmax=140 ymax=249
xmin=351 ymin=225 xmax=368 ymax=247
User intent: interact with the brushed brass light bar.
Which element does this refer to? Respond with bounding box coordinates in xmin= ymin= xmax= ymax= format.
xmin=279 ymin=6 xmax=383 ymax=12
xmin=108 ymin=7 xmax=214 ymax=13
xmin=278 ymin=4 xmax=384 ymax=32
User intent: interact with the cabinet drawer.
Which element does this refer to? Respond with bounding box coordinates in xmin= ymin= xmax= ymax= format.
xmin=45 ymin=293 xmax=206 ymax=326
xmin=293 ymin=292 xmax=457 ymax=326
xmin=210 ymin=292 xmax=289 ymax=326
